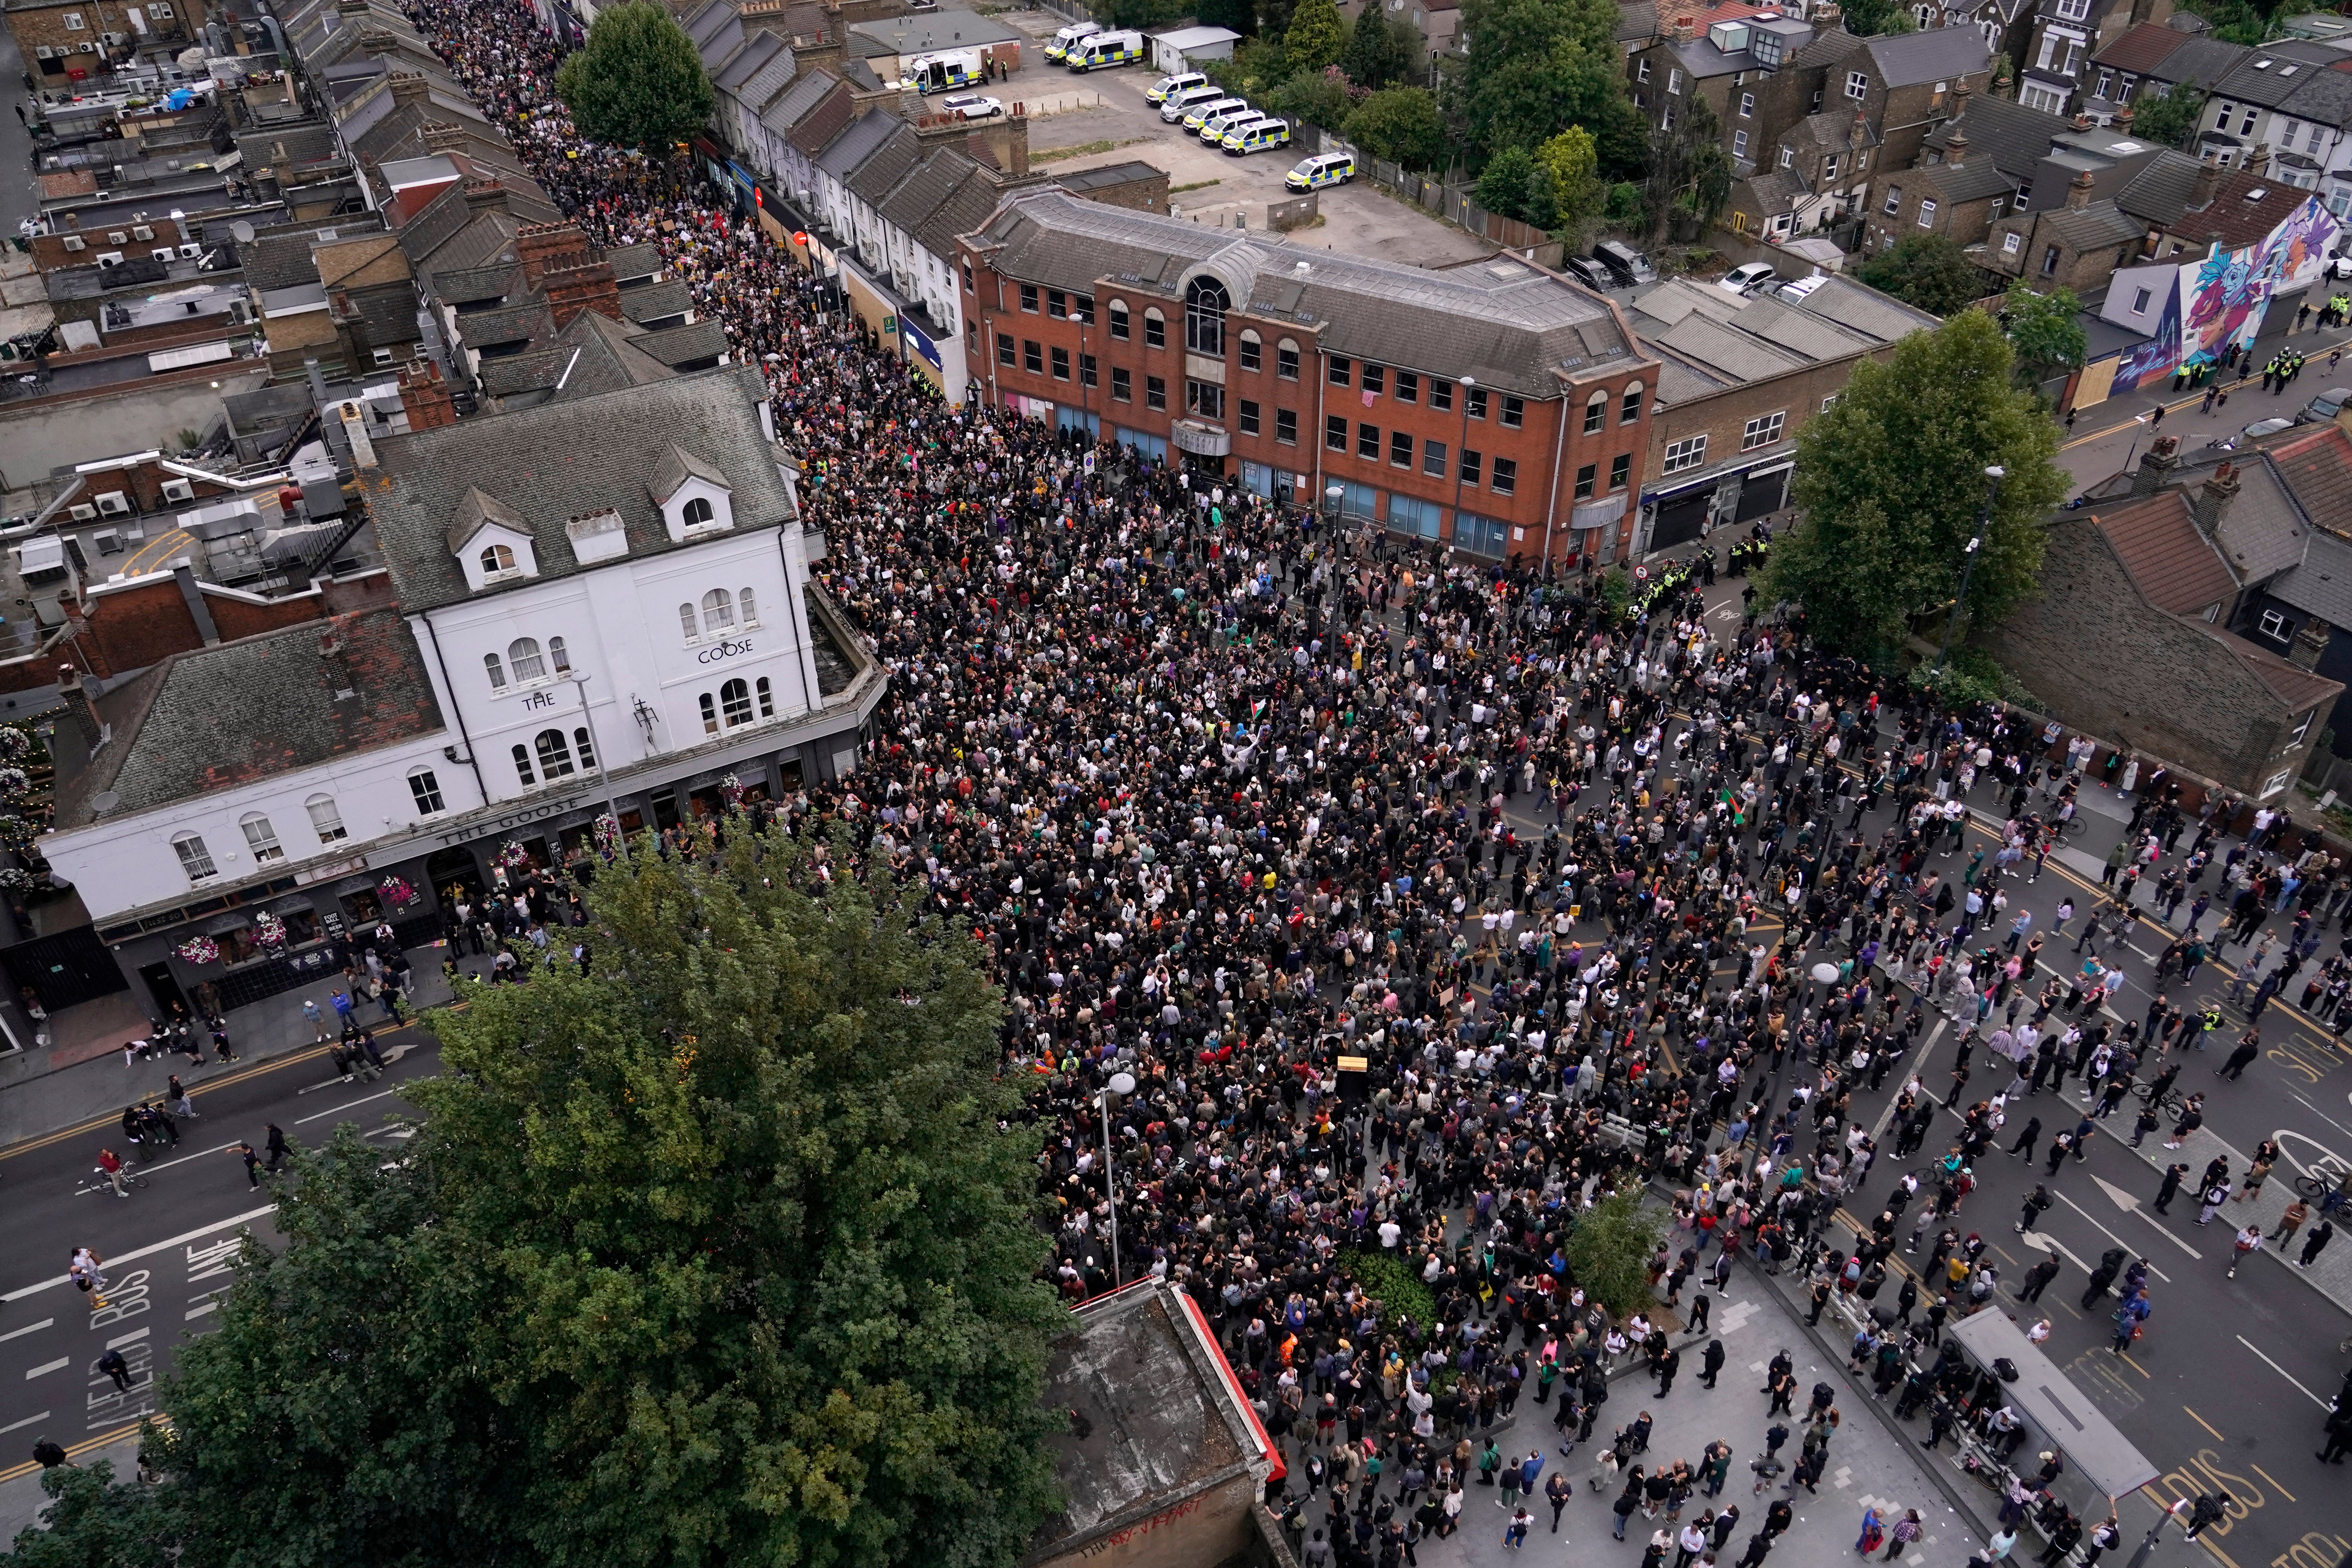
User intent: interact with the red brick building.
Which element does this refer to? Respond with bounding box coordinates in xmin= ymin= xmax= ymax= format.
xmin=957 ymin=191 xmax=1660 ymax=568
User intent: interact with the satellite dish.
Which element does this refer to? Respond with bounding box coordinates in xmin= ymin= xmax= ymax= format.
xmin=230 ymin=220 xmax=256 ymax=243
xmin=91 ymin=790 xmax=119 ymax=814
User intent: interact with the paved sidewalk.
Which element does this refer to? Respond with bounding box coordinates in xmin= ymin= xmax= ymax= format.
xmin=0 ymin=1429 xmax=138 ymax=1548
xmin=0 ymin=939 xmax=475 ymax=1153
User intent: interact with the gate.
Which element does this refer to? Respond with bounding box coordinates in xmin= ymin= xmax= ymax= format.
xmin=1649 ymin=490 xmax=1712 ymax=553
xmin=3 ymin=924 xmax=131 ymax=1013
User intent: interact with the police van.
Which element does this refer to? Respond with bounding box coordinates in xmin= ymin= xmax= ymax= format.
xmin=1067 ymin=29 xmax=1144 ymax=69
xmin=1221 ymin=116 xmax=1292 ymax=155
xmin=1284 ymin=151 xmax=1355 ymax=190
xmin=1042 ymin=20 xmax=1099 ymax=61
xmin=1183 ymin=95 xmax=1249 ymax=134
xmin=1146 ymin=69 xmax=1207 ymax=104
xmin=1196 ymin=101 xmax=1260 ymax=143
xmin=1158 ymin=81 xmax=1223 ymax=120
xmin=900 ymin=47 xmax=983 ymax=93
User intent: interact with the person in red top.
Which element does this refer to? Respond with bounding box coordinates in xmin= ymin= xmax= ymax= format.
xmin=93 ymin=1148 xmax=128 ymax=1198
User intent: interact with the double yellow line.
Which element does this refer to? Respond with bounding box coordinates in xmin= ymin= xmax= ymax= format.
xmin=0 ymin=1413 xmax=170 ymax=1486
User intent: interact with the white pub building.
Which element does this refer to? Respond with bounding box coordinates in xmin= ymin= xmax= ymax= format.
xmin=39 ymin=366 xmax=882 ymax=1017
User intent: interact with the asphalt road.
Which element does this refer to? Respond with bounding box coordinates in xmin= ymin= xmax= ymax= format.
xmin=0 ymin=1037 xmax=436 ymax=1480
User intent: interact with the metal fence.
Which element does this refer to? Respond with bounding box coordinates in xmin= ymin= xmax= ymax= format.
xmin=1357 ymin=154 xmax=1564 ymax=265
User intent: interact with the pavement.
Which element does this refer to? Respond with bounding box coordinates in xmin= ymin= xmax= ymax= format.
xmin=0 ymin=1428 xmax=138 ymax=1547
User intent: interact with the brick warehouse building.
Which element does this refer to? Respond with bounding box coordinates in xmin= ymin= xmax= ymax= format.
xmin=958 ymin=191 xmax=1660 ymax=568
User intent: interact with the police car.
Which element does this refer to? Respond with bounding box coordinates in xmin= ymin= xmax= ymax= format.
xmin=1221 ymin=116 xmax=1292 ymax=155
xmin=1284 ymin=151 xmax=1355 ymax=191
xmin=1146 ymin=70 xmax=1207 ymax=104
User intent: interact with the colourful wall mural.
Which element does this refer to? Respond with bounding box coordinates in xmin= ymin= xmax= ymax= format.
xmin=2106 ymin=192 xmax=2342 ymax=398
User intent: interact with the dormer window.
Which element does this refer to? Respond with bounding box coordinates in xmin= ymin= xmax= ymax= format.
xmin=648 ymin=443 xmax=734 ymax=541
xmin=481 ymin=543 xmax=516 ymax=575
xmin=448 ymin=487 xmax=537 ymax=590
xmin=683 ymin=497 xmax=715 ymax=529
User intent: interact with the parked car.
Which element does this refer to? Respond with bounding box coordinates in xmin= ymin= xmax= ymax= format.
xmin=938 ymin=93 xmax=1004 ymax=120
xmin=1284 ymin=151 xmax=1354 ymax=190
xmin=2205 ymin=415 xmax=2297 ymax=454
xmin=1159 ymin=82 xmax=1223 ymax=122
xmin=1718 ymin=262 xmax=1777 ymax=295
xmin=1183 ymin=96 xmax=1250 ymax=134
xmin=2298 ymin=386 xmax=2352 ymax=423
xmin=1563 ymin=254 xmax=1614 ymax=291
xmin=1772 ymin=273 xmax=1829 ymax=302
xmin=1221 ymin=116 xmax=1291 ymax=155
xmin=1593 ymin=240 xmax=1656 ymax=287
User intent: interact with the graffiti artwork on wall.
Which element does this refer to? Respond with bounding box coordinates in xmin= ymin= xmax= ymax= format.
xmin=2107 ymin=193 xmax=2343 ymax=396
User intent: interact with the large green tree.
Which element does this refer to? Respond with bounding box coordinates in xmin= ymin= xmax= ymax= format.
xmin=1534 ymin=124 xmax=1601 ymax=232
xmin=1762 ymin=308 xmax=2067 ymax=657
xmin=1343 ymin=86 xmax=1448 ymax=169
xmin=1476 ymin=144 xmax=1540 ymax=221
xmin=2001 ymin=281 xmax=2088 ymax=387
xmin=1855 ymin=233 xmax=1989 ymax=316
xmin=1445 ymin=0 xmax=1634 ymax=169
xmin=15 ymin=820 xmax=1064 ymax=1568
xmin=1339 ymin=5 xmax=1422 ymax=88
xmin=554 ymin=0 xmax=716 ymax=152
xmin=1643 ymin=91 xmax=1730 ymax=240
xmin=2128 ymin=85 xmax=2206 ymax=150
xmin=1285 ymin=0 xmax=1349 ymax=74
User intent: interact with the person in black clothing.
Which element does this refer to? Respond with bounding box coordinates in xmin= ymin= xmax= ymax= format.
xmin=1701 ymin=1339 xmax=1725 ymax=1389
xmin=2155 ymin=1163 xmax=2189 ymax=1214
xmin=29 ymin=1438 xmax=66 ymax=1468
xmin=2015 ymin=1259 xmax=2060 ymax=1303
xmin=263 ymin=1122 xmax=291 ymax=1174
xmin=93 ymin=1349 xmax=132 ymax=1393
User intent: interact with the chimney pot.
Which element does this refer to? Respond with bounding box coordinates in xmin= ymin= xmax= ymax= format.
xmin=2290 ymin=617 xmax=2331 ymax=671
xmin=2192 ymin=461 xmax=2242 ymax=538
xmin=2066 ymin=168 xmax=2096 ymax=209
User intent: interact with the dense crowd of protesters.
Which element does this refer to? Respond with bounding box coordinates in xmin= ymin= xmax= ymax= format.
xmin=381 ymin=6 xmax=2352 ymax=1561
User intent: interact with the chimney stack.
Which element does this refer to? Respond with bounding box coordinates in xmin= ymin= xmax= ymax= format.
xmin=57 ymin=665 xmax=99 ymax=747
xmin=2130 ymin=434 xmax=2182 ymax=496
xmin=2289 ymin=617 xmax=2331 ymax=671
xmin=2066 ymin=168 xmax=2096 ymax=209
xmin=1946 ymin=129 xmax=1969 ymax=166
xmin=2191 ymin=459 xmax=2241 ymax=537
xmin=2192 ymin=151 xmax=2221 ymax=209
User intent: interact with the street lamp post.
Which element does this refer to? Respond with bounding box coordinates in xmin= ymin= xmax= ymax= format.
xmin=1096 ymin=1069 xmax=1136 ymax=1286
xmin=1935 ymin=465 xmax=2006 ymax=679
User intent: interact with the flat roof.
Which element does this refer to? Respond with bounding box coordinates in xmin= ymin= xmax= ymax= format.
xmin=1949 ymin=1310 xmax=2159 ymax=1498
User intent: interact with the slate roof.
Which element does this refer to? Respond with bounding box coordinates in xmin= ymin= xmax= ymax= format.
xmin=762 ymin=69 xmax=841 ymax=139
xmin=633 ymin=317 xmax=731 ymax=367
xmin=431 ymin=261 xmax=523 ymax=305
xmin=817 ymin=109 xmax=903 ymax=182
xmin=786 ymin=76 xmax=857 ymax=155
xmin=737 ymin=47 xmax=800 ymax=117
xmin=474 ymin=308 xmax=678 ymax=401
xmin=457 ymin=299 xmax=552 ymax=349
xmin=1923 ymin=95 xmax=2054 ymax=180
xmin=54 ymin=610 xmax=445 ymax=830
xmin=843 ymin=123 xmax=924 ymax=206
xmin=2196 ymin=618 xmax=2343 ymax=711
xmin=2185 ymin=168 xmax=2320 ymax=250
xmin=618 ymin=279 xmax=695 ymax=325
xmin=1865 ymin=26 xmax=1991 ymax=86
xmin=2278 ymin=64 xmax=2352 ymax=132
xmin=715 ymin=30 xmax=789 ymax=96
xmin=1922 ymin=158 xmax=2017 ymax=202
xmin=2092 ymin=491 xmax=2239 ymax=616
xmin=2114 ymin=149 xmax=2209 ymax=226
xmin=2153 ymin=33 xmax=2259 ymax=90
xmin=916 ymin=162 xmax=1014 ymax=261
xmin=967 ymin=190 xmax=1640 ymax=398
xmin=371 ymin=366 xmax=796 ymax=613
xmin=2039 ymin=199 xmax=2148 ymax=251
xmin=1793 ymin=111 xmax=1880 ymax=150
xmin=2209 ymin=456 xmax=2311 ymax=581
xmin=2269 ymin=526 xmax=2352 ymax=627
xmin=604 ymin=243 xmax=663 ymax=286
xmin=2091 ymin=20 xmax=2194 ymax=75
xmin=2206 ymin=40 xmax=2343 ymax=111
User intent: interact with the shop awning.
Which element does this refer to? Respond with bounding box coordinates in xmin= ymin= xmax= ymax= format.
xmin=1949 ymin=1311 xmax=2158 ymax=1497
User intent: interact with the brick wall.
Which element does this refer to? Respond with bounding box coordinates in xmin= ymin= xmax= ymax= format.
xmin=1986 ymin=516 xmax=2321 ymax=792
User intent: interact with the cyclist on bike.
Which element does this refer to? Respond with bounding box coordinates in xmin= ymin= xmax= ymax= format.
xmin=93 ymin=1147 xmax=129 ymax=1198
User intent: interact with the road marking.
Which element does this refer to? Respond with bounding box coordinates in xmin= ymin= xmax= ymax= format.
xmin=2117 ymin=1351 xmax=2152 ymax=1379
xmin=2248 ymin=1465 xmax=2295 ymax=1503
xmin=2184 ymin=1406 xmax=2225 ymax=1443
xmin=2234 ymin=1335 xmax=2330 ymax=1408
xmin=2018 ymin=1229 xmax=2093 ymax=1272
xmin=2088 ymin=1174 xmax=2201 ymax=1257
xmin=293 ymin=1087 xmax=405 ymax=1125
xmin=0 ymin=1413 xmax=46 ymax=1436
xmin=0 ymin=1415 xmax=171 ymax=1485
xmin=0 ymin=1318 xmax=52 ymax=1343
xmin=24 ymin=1358 xmax=66 ymax=1379
xmin=2053 ymin=1190 xmax=2176 ymax=1278
xmin=0 ymin=1204 xmax=277 ymax=1302
xmin=104 ymin=1327 xmax=147 ymax=1350
xmin=183 ymin=1302 xmax=216 ymax=1321
xmin=83 ymin=1138 xmax=243 ymax=1184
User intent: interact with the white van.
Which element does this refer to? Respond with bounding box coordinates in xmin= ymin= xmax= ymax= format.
xmin=1068 ymin=29 xmax=1144 ymax=69
xmin=1147 ymin=69 xmax=1207 ymax=104
xmin=1159 ymin=81 xmax=1223 ymax=121
xmin=1184 ymin=95 xmax=1250 ymax=134
xmin=1043 ymin=20 xmax=1099 ymax=62
xmin=1221 ymin=116 xmax=1291 ymax=155
xmin=1196 ymin=101 xmax=1258 ymax=142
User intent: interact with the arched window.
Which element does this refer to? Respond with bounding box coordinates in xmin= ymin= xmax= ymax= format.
xmin=701 ymin=588 xmax=735 ymax=632
xmin=682 ymin=496 xmax=716 ymax=528
xmin=1239 ymin=328 xmax=1262 ymax=371
xmin=1143 ymin=306 xmax=1166 ymax=349
xmin=720 ymin=678 xmax=753 ymax=727
xmin=1620 ymin=380 xmax=1645 ymax=425
xmin=1185 ymin=276 xmax=1229 ymax=356
xmin=756 ymin=676 xmax=775 ymax=718
xmin=573 ymin=726 xmax=597 ymax=769
xmin=534 ymin=728 xmax=576 ymax=778
xmin=1108 ymin=298 xmax=1130 ymax=341
xmin=739 ymin=587 xmax=758 ymax=627
xmin=512 ymin=744 xmax=536 ymax=787
xmin=679 ymin=603 xmax=701 ymax=642
xmin=240 ymin=812 xmax=283 ymax=864
xmin=508 ymin=638 xmax=546 ymax=683
xmin=699 ymin=692 xmax=720 ymax=735
xmin=548 ymin=635 xmax=570 ymax=674
xmin=484 ymin=651 xmax=507 ymax=689
xmin=307 ymin=794 xmax=347 ymax=843
xmin=172 ymin=831 xmax=216 ymax=882
xmin=480 ymin=543 xmax=515 ymax=576
xmin=1584 ymin=388 xmax=1609 ymax=435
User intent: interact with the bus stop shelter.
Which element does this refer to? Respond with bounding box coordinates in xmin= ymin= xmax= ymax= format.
xmin=1950 ymin=1311 xmax=2160 ymax=1502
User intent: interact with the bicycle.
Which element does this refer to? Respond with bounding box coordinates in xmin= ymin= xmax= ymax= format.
xmin=95 ymin=1166 xmax=151 ymax=1191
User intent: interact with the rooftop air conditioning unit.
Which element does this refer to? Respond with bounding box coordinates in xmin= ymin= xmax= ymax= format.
xmin=32 ymin=44 xmax=53 ymax=58
xmin=130 ymin=224 xmax=153 ymax=241
xmin=106 ymin=230 xmax=128 ymax=245
xmin=94 ymin=491 xmax=131 ymax=516
xmin=159 ymin=478 xmax=194 ymax=503
xmin=60 ymin=235 xmax=84 ymax=252
xmin=152 ymin=248 xmax=174 ymax=262
xmin=68 ymin=504 xmax=97 ymax=522
xmin=78 ymin=41 xmax=98 ymax=52
xmin=96 ymin=251 xmax=124 ymax=267
xmin=100 ymin=31 xmax=128 ymax=45
xmin=177 ymin=242 xmax=200 ymax=258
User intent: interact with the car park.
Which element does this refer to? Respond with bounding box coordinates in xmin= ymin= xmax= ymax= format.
xmin=1283 ymin=151 xmax=1354 ymax=190
xmin=1183 ymin=96 xmax=1249 ymax=133
xmin=1043 ymin=20 xmax=1099 ymax=62
xmin=1718 ymin=262 xmax=1777 ymax=294
xmin=1146 ymin=70 xmax=1207 ymax=104
xmin=1159 ymin=82 xmax=1224 ymax=120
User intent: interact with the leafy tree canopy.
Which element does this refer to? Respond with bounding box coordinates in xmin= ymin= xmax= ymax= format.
xmin=14 ymin=820 xmax=1064 ymax=1568
xmin=2001 ymin=281 xmax=2089 ymax=382
xmin=1563 ymin=1193 xmax=1666 ymax=1319
xmin=1476 ymin=143 xmax=1539 ymax=221
xmin=1762 ymin=308 xmax=2067 ymax=658
xmin=1854 ymin=232 xmax=1989 ymax=317
xmin=554 ymin=0 xmax=715 ymax=151
xmin=2128 ymin=84 xmax=2206 ymax=150
xmin=1445 ymin=0 xmax=1631 ymax=167
xmin=1343 ymin=86 xmax=1449 ymax=170
xmin=1534 ymin=124 xmax=1601 ymax=232
xmin=1285 ymin=0 xmax=1349 ymax=75
xmin=1339 ymin=6 xmax=1423 ymax=90
xmin=1643 ymin=90 xmax=1730 ymax=238
xmin=1271 ymin=65 xmax=1356 ymax=128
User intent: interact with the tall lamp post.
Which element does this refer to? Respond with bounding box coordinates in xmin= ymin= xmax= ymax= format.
xmin=1096 ymin=1069 xmax=1136 ymax=1287
xmin=1935 ymin=465 xmax=2006 ymax=679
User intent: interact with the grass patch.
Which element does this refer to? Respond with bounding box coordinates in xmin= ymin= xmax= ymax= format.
xmin=1340 ymin=1247 xmax=1437 ymax=1330
xmin=1031 ymin=136 xmax=1148 ymax=164
xmin=1170 ymin=178 xmax=1222 ymax=194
